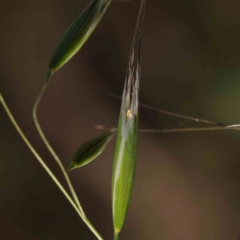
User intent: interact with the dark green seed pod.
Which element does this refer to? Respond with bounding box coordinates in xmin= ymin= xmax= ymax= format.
xmin=69 ymin=130 xmax=115 ymax=170
xmin=47 ymin=0 xmax=111 ymax=80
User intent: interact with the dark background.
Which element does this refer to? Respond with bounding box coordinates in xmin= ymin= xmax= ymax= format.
xmin=1 ymin=0 xmax=240 ymax=239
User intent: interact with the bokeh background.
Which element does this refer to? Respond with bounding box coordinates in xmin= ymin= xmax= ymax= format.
xmin=1 ymin=0 xmax=240 ymax=239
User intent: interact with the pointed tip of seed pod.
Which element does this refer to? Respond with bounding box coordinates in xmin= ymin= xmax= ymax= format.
xmin=68 ymin=163 xmax=77 ymax=171
xmin=46 ymin=70 xmax=54 ymax=83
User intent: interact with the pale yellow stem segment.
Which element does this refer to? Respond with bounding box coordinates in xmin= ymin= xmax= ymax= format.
xmin=0 ymin=94 xmax=103 ymax=240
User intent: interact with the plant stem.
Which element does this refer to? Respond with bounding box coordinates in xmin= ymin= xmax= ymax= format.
xmin=32 ymin=81 xmax=85 ymax=216
xmin=114 ymin=233 xmax=119 ymax=240
xmin=0 ymin=94 xmax=103 ymax=240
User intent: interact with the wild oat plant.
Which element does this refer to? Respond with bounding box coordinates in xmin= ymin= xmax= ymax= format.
xmin=1 ymin=0 xmax=240 ymax=239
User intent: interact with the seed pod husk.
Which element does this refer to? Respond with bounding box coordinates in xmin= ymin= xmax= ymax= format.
xmin=112 ymin=0 xmax=146 ymax=236
xmin=112 ymin=61 xmax=140 ymax=235
xmin=69 ymin=130 xmax=115 ymax=170
xmin=48 ymin=0 xmax=111 ymax=80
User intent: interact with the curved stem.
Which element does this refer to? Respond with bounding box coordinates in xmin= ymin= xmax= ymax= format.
xmin=0 ymin=94 xmax=103 ymax=240
xmin=32 ymin=82 xmax=85 ymax=216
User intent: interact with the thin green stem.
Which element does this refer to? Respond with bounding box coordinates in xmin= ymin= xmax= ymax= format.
xmin=0 ymin=94 xmax=103 ymax=240
xmin=32 ymin=81 xmax=85 ymax=216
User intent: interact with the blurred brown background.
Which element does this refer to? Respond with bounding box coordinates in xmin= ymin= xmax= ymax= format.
xmin=1 ymin=0 xmax=240 ymax=239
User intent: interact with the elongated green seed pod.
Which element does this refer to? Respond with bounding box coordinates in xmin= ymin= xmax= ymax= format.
xmin=112 ymin=0 xmax=146 ymax=236
xmin=112 ymin=60 xmax=140 ymax=235
xmin=69 ymin=130 xmax=115 ymax=170
xmin=48 ymin=0 xmax=111 ymax=78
